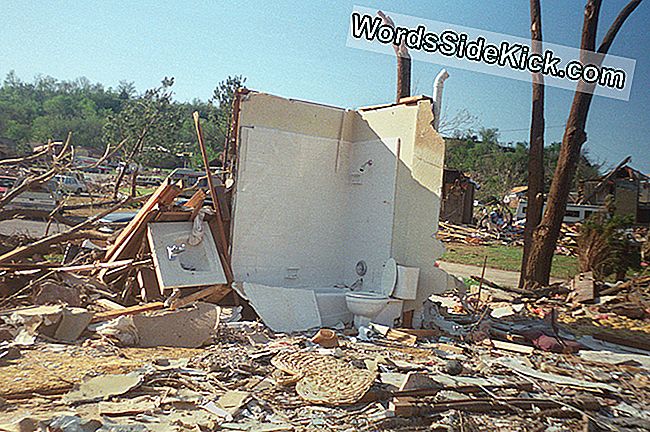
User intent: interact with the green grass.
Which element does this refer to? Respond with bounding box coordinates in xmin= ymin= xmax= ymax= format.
xmin=117 ymin=185 xmax=157 ymax=196
xmin=441 ymin=243 xmax=579 ymax=279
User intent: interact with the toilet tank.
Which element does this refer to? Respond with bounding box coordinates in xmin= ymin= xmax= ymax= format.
xmin=393 ymin=266 xmax=420 ymax=300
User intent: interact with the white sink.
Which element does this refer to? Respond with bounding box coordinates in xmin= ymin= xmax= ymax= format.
xmin=147 ymin=221 xmax=228 ymax=290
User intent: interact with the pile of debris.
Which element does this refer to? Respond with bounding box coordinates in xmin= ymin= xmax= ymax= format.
xmin=438 ymin=221 xmax=582 ymax=256
xmin=1 ymin=267 xmax=649 ymax=430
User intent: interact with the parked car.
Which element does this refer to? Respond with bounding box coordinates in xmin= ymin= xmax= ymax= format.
xmin=98 ymin=211 xmax=138 ymax=233
xmin=82 ymin=165 xmax=111 ymax=174
xmin=0 ymin=176 xmax=17 ymax=194
xmin=5 ymin=179 xmax=60 ymax=211
xmin=168 ymin=168 xmax=205 ymax=187
xmin=136 ymin=175 xmax=163 ymax=187
xmin=54 ymin=174 xmax=88 ymax=195
xmin=516 ymin=200 xmax=602 ymax=224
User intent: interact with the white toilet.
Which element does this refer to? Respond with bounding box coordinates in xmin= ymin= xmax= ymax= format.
xmin=346 ymin=258 xmax=398 ymax=328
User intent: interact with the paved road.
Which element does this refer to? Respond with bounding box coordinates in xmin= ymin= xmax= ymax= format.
xmin=0 ymin=219 xmax=68 ymax=238
xmin=438 ymin=261 xmax=564 ymax=288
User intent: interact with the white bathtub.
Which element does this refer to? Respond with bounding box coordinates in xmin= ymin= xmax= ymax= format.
xmin=237 ymin=282 xmax=352 ymax=332
xmin=303 ymin=286 xmax=352 ymax=328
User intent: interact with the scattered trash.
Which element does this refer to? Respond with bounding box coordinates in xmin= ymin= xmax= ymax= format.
xmin=311 ymin=328 xmax=339 ymax=348
xmin=63 ymin=371 xmax=144 ymax=404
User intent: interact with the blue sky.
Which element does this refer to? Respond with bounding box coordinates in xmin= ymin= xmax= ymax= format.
xmin=1 ymin=0 xmax=648 ymax=171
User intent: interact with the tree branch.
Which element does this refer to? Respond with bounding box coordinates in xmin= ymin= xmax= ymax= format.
xmin=0 ymin=148 xmax=49 ymax=166
xmin=597 ymin=0 xmax=642 ymax=54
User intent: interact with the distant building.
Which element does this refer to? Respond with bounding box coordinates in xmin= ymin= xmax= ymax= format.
xmin=440 ymin=169 xmax=476 ymax=225
xmin=580 ymin=157 xmax=649 ymax=224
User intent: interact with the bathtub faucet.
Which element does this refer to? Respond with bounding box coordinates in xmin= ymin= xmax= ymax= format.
xmin=350 ymin=277 xmax=363 ymax=291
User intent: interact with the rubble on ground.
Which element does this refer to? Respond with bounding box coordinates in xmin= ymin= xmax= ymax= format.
xmin=437 ymin=221 xmax=583 ymax=255
xmin=0 ymin=270 xmax=648 ymax=430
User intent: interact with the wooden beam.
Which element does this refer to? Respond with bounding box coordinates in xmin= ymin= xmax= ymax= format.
xmin=104 ymin=180 xmax=181 ymax=262
xmin=193 ymin=112 xmax=233 ymax=284
xmin=169 ymin=284 xmax=230 ymax=310
xmin=91 ymin=301 xmax=164 ymax=323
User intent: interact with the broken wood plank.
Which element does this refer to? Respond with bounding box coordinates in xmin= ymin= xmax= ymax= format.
xmin=593 ymin=330 xmax=650 ymax=352
xmin=169 ymin=284 xmax=230 ymax=310
xmin=4 ymin=259 xmax=140 ymax=274
xmin=137 ymin=267 xmax=160 ymax=303
xmin=394 ymin=328 xmax=440 ymax=340
xmin=91 ymin=302 xmax=164 ymax=323
xmin=0 ymin=199 xmax=129 ymax=264
xmin=570 ymin=272 xmax=595 ymax=303
xmin=95 ymin=298 xmax=126 ymax=311
xmin=492 ymin=339 xmax=535 ymax=354
xmin=104 ymin=180 xmax=181 ymax=262
xmin=386 ymin=328 xmax=417 ymax=346
xmin=183 ymin=188 xmax=206 ymax=209
xmin=194 ymin=112 xmax=233 ymax=284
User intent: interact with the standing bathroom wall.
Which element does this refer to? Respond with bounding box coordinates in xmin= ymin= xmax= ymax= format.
xmin=230 ymin=92 xmax=448 ymax=303
xmin=340 ymin=137 xmax=399 ymax=287
xmin=233 ymin=124 xmax=350 ymax=287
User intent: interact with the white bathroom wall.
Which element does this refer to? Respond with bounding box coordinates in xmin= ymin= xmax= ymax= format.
xmin=231 ymin=126 xmax=349 ymax=287
xmin=341 ymin=138 xmax=399 ymax=289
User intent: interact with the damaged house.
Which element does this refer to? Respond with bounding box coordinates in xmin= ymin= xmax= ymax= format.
xmin=229 ymin=92 xmax=459 ymax=332
xmin=580 ymin=157 xmax=650 ymax=224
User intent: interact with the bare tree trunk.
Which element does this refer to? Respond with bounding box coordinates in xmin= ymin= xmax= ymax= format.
xmin=130 ymin=166 xmax=139 ymax=197
xmin=519 ymin=0 xmax=546 ymax=287
xmin=378 ymin=11 xmax=411 ymax=101
xmin=523 ymin=0 xmax=642 ymax=289
xmin=397 ymin=56 xmax=412 ymax=101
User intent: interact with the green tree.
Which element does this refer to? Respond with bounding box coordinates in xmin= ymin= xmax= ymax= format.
xmin=103 ymin=77 xmax=183 ymax=197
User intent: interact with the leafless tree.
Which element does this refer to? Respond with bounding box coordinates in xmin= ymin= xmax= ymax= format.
xmin=437 ymin=108 xmax=479 ymax=136
xmin=378 ymin=11 xmax=411 ymax=101
xmin=519 ymin=0 xmax=546 ymax=287
xmin=522 ymin=0 xmax=642 ymax=289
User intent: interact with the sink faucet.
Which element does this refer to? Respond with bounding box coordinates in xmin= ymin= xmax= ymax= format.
xmin=166 ymin=243 xmax=186 ymax=261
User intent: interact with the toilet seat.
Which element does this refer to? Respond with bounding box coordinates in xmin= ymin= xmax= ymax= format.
xmin=346 ymin=291 xmax=388 ymax=300
xmin=379 ymin=258 xmax=397 ymax=297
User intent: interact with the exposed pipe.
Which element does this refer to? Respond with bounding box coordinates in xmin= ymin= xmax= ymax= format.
xmin=432 ymin=69 xmax=450 ymax=130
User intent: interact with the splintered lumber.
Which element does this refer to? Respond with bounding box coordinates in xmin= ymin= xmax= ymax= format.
xmin=7 ymin=259 xmax=141 ymax=275
xmin=169 ymin=284 xmax=229 ymax=310
xmin=91 ymin=302 xmax=164 ymax=323
xmin=386 ymin=328 xmax=418 ymax=345
xmin=491 ymin=339 xmax=535 ymax=354
xmin=95 ymin=298 xmax=126 ymax=311
xmin=103 ymin=180 xmax=182 ymax=266
xmin=394 ymin=329 xmax=440 ymax=340
xmin=594 ymin=330 xmax=650 ymax=352
xmin=183 ymin=189 xmax=206 ymax=210
xmin=184 ymin=189 xmax=207 ymax=220
xmin=0 ymin=199 xmax=129 ymax=264
xmin=194 ymin=112 xmax=233 ymax=285
xmin=570 ymin=272 xmax=595 ymax=303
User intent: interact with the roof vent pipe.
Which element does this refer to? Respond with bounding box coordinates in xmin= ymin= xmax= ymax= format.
xmin=432 ymin=69 xmax=449 ymax=130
